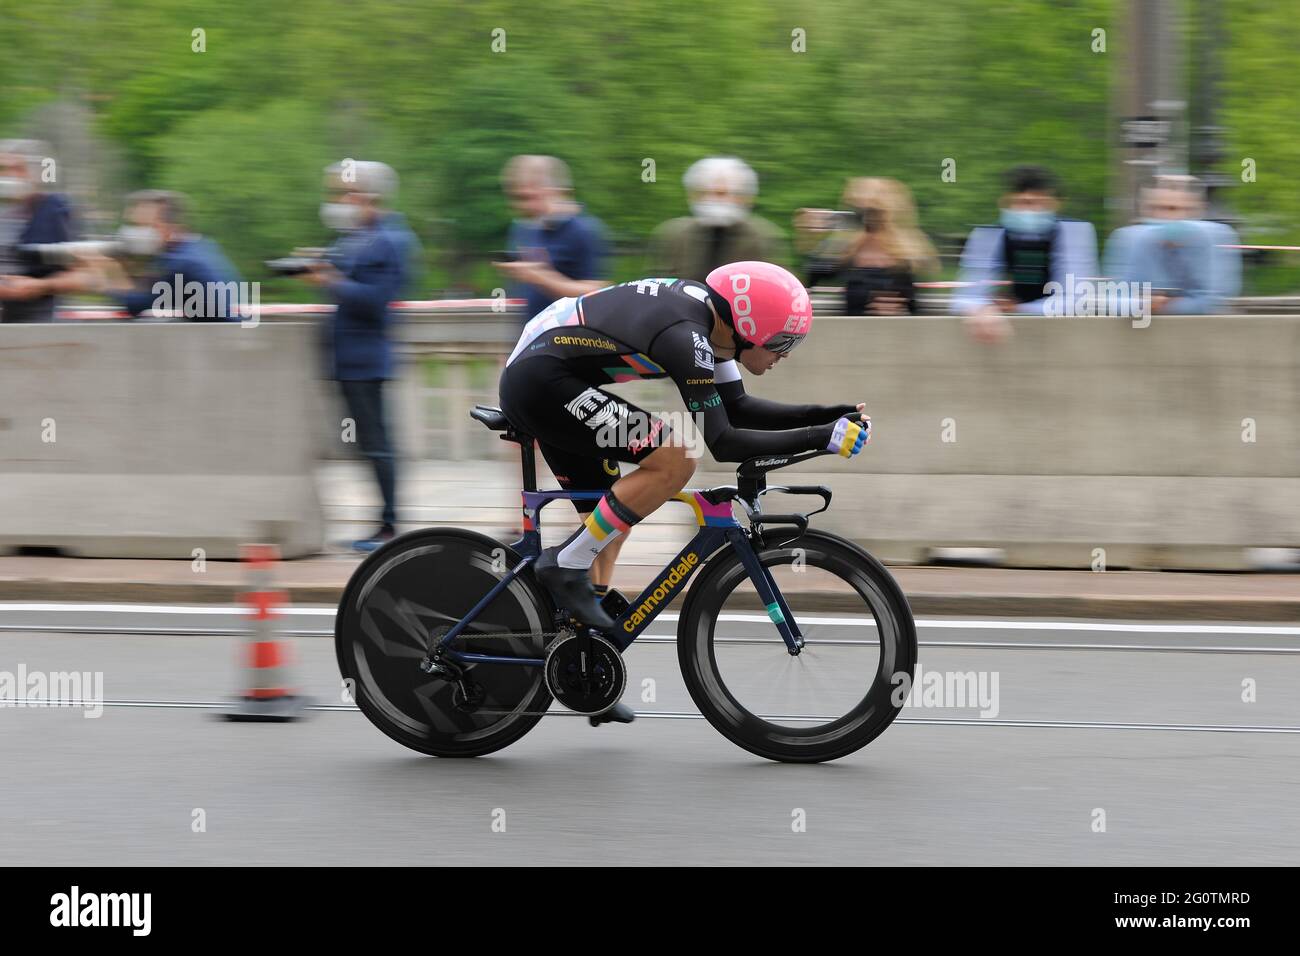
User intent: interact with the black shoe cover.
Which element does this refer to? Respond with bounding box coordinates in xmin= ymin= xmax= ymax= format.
xmin=589 ymin=701 xmax=637 ymax=727
xmin=535 ymin=547 xmax=616 ymax=631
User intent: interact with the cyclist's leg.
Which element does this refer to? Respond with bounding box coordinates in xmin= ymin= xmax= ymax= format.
xmin=609 ymin=441 xmax=695 ymax=520
xmin=538 ymin=440 xmax=694 ymax=616
xmin=542 ymin=443 xmax=696 ymax=588
xmin=539 ymin=447 xmax=623 ymax=588
xmin=500 ymin=360 xmax=685 ymax=625
xmin=586 ymin=441 xmax=696 ymax=589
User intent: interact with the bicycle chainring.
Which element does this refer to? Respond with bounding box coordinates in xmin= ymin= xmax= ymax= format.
xmin=543 ymin=633 xmax=626 ymax=716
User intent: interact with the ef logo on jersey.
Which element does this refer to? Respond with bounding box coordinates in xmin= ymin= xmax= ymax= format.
xmin=691 ymin=331 xmax=714 ymax=370
xmin=565 ymin=387 xmax=626 ymax=431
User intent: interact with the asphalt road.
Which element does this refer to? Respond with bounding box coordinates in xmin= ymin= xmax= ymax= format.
xmin=2 ymin=603 xmax=1299 ymax=866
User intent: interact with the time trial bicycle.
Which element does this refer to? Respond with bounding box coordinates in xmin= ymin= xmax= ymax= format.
xmin=335 ymin=404 xmax=917 ymax=762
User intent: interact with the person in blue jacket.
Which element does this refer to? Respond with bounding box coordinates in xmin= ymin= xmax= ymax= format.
xmin=88 ymin=190 xmax=244 ymax=321
xmin=0 ymin=139 xmax=78 ymax=323
xmin=297 ymin=160 xmax=416 ymax=551
xmin=1103 ymin=175 xmax=1241 ymax=316
xmin=495 ymin=154 xmax=609 ymax=322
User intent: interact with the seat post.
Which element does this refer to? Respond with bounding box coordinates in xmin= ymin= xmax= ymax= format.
xmin=508 ymin=431 xmax=538 ymax=492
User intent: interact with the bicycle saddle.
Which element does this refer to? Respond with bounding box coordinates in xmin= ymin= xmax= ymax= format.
xmin=470 ymin=404 xmax=512 ymax=432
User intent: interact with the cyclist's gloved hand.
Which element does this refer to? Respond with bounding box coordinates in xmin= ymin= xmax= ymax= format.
xmin=825 ymin=416 xmax=870 ymax=458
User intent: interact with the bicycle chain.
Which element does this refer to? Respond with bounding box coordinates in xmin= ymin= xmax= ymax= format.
xmin=431 ymin=632 xmax=608 ymax=723
xmin=433 ymin=630 xmax=622 ymax=718
xmin=440 ymin=630 xmax=564 ymax=645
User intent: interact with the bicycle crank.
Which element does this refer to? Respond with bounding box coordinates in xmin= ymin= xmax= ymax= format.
xmin=543 ymin=632 xmax=627 ymax=716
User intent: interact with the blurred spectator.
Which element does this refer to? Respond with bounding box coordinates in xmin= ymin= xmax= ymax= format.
xmin=795 ymin=177 xmax=938 ymax=315
xmin=953 ymin=165 xmax=1099 ymax=342
xmin=1184 ymin=182 xmax=1243 ymax=306
xmin=650 ymin=156 xmax=784 ymax=281
xmin=297 ymin=160 xmax=416 ymax=552
xmin=0 ymin=139 xmax=77 ymax=323
xmin=496 ymin=155 xmax=608 ymax=320
xmin=86 ymin=190 xmax=243 ymax=321
xmin=1104 ymin=175 xmax=1240 ymax=315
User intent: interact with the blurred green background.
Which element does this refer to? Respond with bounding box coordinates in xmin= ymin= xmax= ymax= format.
xmin=2 ymin=0 xmax=1296 ymax=298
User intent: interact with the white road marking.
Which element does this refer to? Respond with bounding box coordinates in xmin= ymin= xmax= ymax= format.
xmin=8 ymin=698 xmax=1300 ymax=735
xmin=0 ymin=602 xmax=336 ymax=616
xmin=3 ymin=603 xmax=1300 ymax=635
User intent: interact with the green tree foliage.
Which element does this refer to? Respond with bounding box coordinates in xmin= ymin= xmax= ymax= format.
xmin=1 ymin=0 xmax=1293 ymax=297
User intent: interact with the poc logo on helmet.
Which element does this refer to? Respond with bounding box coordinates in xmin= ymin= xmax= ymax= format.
xmin=728 ymin=272 xmax=757 ymax=338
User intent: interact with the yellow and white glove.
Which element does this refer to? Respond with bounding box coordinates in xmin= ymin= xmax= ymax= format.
xmin=825 ymin=416 xmax=870 ymax=458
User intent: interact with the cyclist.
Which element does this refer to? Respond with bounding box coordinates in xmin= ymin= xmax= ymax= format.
xmin=499 ymin=260 xmax=869 ymax=633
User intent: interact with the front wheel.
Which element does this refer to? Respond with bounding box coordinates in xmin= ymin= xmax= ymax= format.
xmin=677 ymin=530 xmax=917 ymax=763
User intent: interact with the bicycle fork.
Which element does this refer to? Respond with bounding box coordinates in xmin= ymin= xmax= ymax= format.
xmin=729 ymin=529 xmax=805 ymax=655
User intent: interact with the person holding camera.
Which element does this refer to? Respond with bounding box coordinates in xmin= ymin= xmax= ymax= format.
xmin=295 ymin=160 xmax=416 ymax=552
xmin=82 ymin=190 xmax=242 ymax=321
xmin=795 ymin=177 xmax=938 ymax=316
xmin=0 ymin=139 xmax=79 ymax=323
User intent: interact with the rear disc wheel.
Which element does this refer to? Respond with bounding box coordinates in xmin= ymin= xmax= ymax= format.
xmin=335 ymin=528 xmax=555 ymax=757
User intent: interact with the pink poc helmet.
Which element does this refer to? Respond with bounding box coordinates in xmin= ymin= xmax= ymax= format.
xmin=705 ymin=261 xmax=813 ymax=355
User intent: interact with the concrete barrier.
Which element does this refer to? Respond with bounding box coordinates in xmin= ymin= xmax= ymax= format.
xmin=604 ymin=315 xmax=1300 ymax=570
xmin=332 ymin=308 xmax=1300 ymax=569
xmin=14 ymin=309 xmax=1300 ymax=569
xmin=0 ymin=322 xmax=324 ymax=559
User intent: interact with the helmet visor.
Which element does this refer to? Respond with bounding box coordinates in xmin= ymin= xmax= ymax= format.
xmin=760 ymin=331 xmax=806 ymax=355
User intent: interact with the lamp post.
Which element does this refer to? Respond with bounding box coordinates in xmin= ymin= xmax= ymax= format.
xmin=1188 ymin=0 xmax=1236 ymax=225
xmin=1114 ymin=0 xmax=1187 ymax=225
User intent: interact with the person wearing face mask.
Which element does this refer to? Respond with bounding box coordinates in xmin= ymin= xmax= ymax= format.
xmin=1103 ymin=175 xmax=1238 ymax=315
xmin=495 ymin=155 xmax=609 ymax=324
xmin=953 ymin=165 xmax=1099 ymax=343
xmin=295 ymin=160 xmax=417 ymax=552
xmin=796 ymin=177 xmax=938 ymax=315
xmin=0 ymin=139 xmax=79 ymax=323
xmin=83 ymin=190 xmax=242 ymax=321
xmin=649 ymin=156 xmax=785 ymax=282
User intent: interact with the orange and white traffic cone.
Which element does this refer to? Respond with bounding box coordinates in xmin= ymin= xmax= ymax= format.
xmin=221 ymin=543 xmax=311 ymax=721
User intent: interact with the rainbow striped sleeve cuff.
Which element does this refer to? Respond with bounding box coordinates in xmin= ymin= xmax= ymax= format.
xmin=584 ymin=496 xmax=634 ymax=541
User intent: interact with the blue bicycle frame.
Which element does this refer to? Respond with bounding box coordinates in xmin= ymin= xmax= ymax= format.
xmin=432 ymin=486 xmax=806 ymax=665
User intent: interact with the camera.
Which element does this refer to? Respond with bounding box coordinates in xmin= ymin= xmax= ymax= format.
xmin=264 ymin=247 xmax=334 ymax=275
xmin=265 ymin=256 xmax=321 ymax=276
xmin=18 ymin=241 xmax=126 ymax=267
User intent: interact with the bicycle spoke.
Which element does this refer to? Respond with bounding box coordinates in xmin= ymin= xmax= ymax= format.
xmin=679 ymin=531 xmax=916 ymax=761
xmin=712 ymin=564 xmax=882 ymax=726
